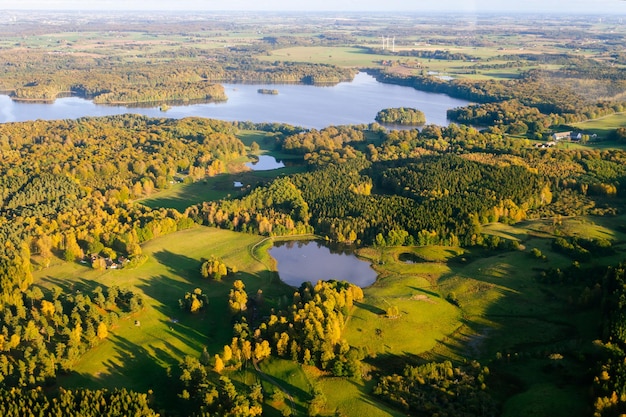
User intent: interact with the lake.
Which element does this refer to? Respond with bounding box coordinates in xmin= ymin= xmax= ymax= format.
xmin=269 ymin=240 xmax=378 ymax=288
xmin=0 ymin=72 xmax=469 ymax=129
xmin=245 ymin=155 xmax=286 ymax=171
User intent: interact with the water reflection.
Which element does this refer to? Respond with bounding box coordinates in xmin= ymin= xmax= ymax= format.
xmin=245 ymin=155 xmax=286 ymax=171
xmin=269 ymin=240 xmax=377 ymax=288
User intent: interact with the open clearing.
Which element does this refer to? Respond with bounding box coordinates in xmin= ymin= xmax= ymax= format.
xmin=34 ymin=226 xmax=283 ymax=407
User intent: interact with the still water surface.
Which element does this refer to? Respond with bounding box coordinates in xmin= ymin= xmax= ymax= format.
xmin=0 ymin=73 xmax=469 ymax=129
xmin=269 ymin=240 xmax=377 ymax=288
xmin=245 ymin=155 xmax=286 ymax=171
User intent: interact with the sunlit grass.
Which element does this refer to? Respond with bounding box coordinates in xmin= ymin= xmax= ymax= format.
xmin=316 ymin=376 xmax=405 ymax=417
xmin=34 ymin=227 xmax=282 ymax=400
xmin=31 ymin=214 xmax=617 ymax=415
xmin=258 ymin=46 xmax=392 ymax=67
xmin=574 ymin=112 xmax=626 ymax=139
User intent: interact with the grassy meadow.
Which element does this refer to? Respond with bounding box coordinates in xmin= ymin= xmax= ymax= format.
xmin=259 ymin=46 xmax=394 ymax=68
xmin=574 ymin=112 xmax=626 ymax=139
xmin=34 ymin=226 xmax=291 ymax=408
xmin=30 ymin=209 xmax=624 ymax=415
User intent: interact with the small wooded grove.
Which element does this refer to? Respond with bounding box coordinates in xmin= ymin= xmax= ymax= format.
xmin=177 ymin=280 xmax=366 ymax=416
xmin=373 ymin=360 xmax=497 ymax=416
xmin=375 ymin=107 xmax=426 ymax=125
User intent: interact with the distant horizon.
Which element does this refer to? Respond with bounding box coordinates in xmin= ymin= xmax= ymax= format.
xmin=3 ymin=9 xmax=626 ymax=16
xmin=5 ymin=0 xmax=626 ymax=14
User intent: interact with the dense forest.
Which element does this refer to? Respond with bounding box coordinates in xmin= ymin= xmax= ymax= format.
xmin=374 ymin=70 xmax=626 ymax=126
xmin=0 ymin=51 xmax=356 ymax=104
xmin=193 ymin=121 xmax=626 ymax=247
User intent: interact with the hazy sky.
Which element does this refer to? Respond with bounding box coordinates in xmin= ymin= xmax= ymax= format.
xmin=7 ymin=0 xmax=626 ymax=13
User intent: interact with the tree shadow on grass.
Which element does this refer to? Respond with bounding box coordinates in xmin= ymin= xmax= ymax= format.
xmin=407 ymin=285 xmax=441 ymax=298
xmin=152 ymin=250 xmax=202 ymax=282
xmin=38 ymin=276 xmax=111 ymax=296
xmin=354 ymin=300 xmax=386 ymax=316
xmin=340 ymin=377 xmax=407 ymax=417
xmin=64 ymin=334 xmax=183 ymax=412
xmin=252 ymin=366 xmax=311 ymax=416
xmin=134 ymin=273 xmax=215 ymax=348
xmin=258 ymin=368 xmax=312 ymax=405
xmin=419 ymin=247 xmax=597 ymax=416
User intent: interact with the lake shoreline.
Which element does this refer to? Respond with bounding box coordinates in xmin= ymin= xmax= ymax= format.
xmin=0 ymin=73 xmax=470 ymax=129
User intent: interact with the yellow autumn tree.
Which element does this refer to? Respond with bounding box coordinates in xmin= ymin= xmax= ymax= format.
xmin=41 ymin=300 xmax=55 ymax=318
xmin=97 ymin=322 xmax=108 ymax=340
xmin=214 ymin=354 xmax=224 ymax=373
xmin=222 ymin=345 xmax=233 ymax=362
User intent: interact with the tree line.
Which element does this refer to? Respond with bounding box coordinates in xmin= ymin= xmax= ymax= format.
xmin=0 ymin=49 xmax=356 ymax=103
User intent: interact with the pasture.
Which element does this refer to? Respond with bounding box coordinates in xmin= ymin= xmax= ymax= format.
xmin=34 ymin=226 xmax=288 ymax=408
xmin=574 ymin=112 xmax=626 ymax=139
xmin=31 ymin=212 xmax=620 ymax=416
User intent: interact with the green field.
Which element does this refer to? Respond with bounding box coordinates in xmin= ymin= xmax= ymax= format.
xmin=258 ymin=46 xmax=394 ymax=68
xmin=30 ymin=211 xmax=619 ymax=415
xmin=257 ymin=44 xmax=569 ymax=81
xmin=34 ymin=226 xmax=290 ymax=408
xmin=141 ymin=179 xmax=238 ymax=211
xmin=574 ymin=112 xmax=626 ymax=139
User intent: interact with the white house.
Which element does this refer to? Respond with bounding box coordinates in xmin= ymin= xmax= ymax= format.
xmin=552 ymin=131 xmax=572 ymax=141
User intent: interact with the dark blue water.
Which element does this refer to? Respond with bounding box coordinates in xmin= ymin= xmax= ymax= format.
xmin=269 ymin=240 xmax=377 ymax=288
xmin=0 ymin=73 xmax=469 ymax=129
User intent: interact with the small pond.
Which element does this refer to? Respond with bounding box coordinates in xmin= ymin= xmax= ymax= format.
xmin=245 ymin=154 xmax=285 ymax=171
xmin=269 ymin=240 xmax=377 ymax=288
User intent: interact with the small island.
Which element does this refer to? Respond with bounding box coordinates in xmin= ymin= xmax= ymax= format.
xmin=257 ymin=88 xmax=279 ymax=95
xmin=375 ymin=107 xmax=426 ymax=125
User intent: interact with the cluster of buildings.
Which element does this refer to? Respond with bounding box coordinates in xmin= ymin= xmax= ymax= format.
xmin=533 ymin=130 xmax=597 ymax=148
xmin=551 ymin=131 xmax=596 ymax=142
xmin=82 ymin=254 xmax=130 ymax=269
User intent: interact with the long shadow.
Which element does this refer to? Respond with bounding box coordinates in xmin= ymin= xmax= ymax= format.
xmin=348 ymin=242 xmax=598 ymax=415
xmin=136 ymin=270 xmax=272 ymax=353
xmin=136 ymin=273 xmax=214 ymax=351
xmin=407 ymin=285 xmax=441 ymax=298
xmin=417 ymin=246 xmax=598 ymax=415
xmin=63 ymin=334 xmax=182 ymax=412
xmin=354 ymin=300 xmax=386 ymax=315
xmin=152 ymin=249 xmax=202 ymax=282
xmin=255 ymin=368 xmax=312 ymax=406
xmin=344 ymin=377 xmax=407 ymax=417
xmin=38 ymin=276 xmax=111 ymax=295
